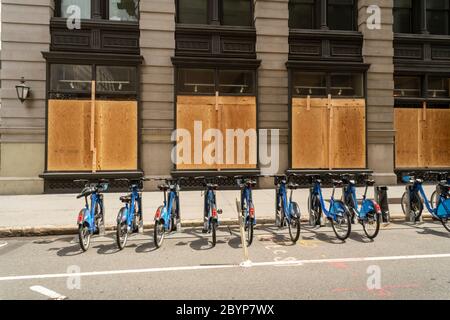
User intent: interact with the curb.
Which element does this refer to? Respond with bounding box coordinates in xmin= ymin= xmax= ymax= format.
xmin=0 ymin=215 xmax=435 ymax=238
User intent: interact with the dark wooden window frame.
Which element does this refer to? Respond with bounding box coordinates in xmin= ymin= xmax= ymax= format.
xmin=175 ymin=0 xmax=254 ymax=27
xmin=55 ymin=0 xmax=140 ymax=21
xmin=289 ymin=0 xmax=358 ymax=31
xmin=291 ymin=71 xmax=365 ymax=98
xmin=176 ymin=67 xmax=257 ymax=96
xmin=394 ymin=72 xmax=450 ymax=108
xmin=393 ymin=0 xmax=450 ymax=35
xmin=48 ymin=62 xmax=139 ymax=100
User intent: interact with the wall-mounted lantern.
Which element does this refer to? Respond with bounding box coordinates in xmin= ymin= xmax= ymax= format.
xmin=16 ymin=77 xmax=31 ymax=103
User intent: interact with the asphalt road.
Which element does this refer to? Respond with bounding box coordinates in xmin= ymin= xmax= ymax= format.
xmin=1 ymin=221 xmax=450 ymax=300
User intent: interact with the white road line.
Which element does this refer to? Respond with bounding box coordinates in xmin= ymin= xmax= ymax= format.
xmin=2 ymin=252 xmax=450 ymax=282
xmin=0 ymin=242 xmax=7 ymax=248
xmin=29 ymin=286 xmax=67 ymax=300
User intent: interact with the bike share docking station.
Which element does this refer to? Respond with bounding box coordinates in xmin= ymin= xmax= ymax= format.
xmin=375 ymin=186 xmax=391 ymax=223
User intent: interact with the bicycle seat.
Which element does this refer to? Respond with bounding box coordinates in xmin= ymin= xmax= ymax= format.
xmin=288 ymin=183 xmax=299 ymax=190
xmin=332 ymin=179 xmax=343 ymax=187
xmin=158 ymin=184 xmax=170 ymax=191
xmin=120 ymin=195 xmax=132 ymax=203
xmin=207 ymin=183 xmax=219 ymax=190
xmin=366 ymin=179 xmax=375 ymax=186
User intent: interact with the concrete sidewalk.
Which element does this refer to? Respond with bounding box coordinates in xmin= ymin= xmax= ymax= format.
xmin=0 ymin=185 xmax=437 ymax=237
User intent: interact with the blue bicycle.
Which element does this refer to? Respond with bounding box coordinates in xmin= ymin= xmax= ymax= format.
xmin=274 ymin=174 xmax=301 ymax=244
xmin=401 ymin=172 xmax=450 ymax=231
xmin=196 ymin=176 xmax=224 ymax=247
xmin=75 ymin=179 xmax=108 ymax=252
xmin=341 ymin=174 xmax=382 ymax=239
xmin=308 ymin=175 xmax=352 ymax=241
xmin=115 ymin=178 xmax=149 ymax=250
xmin=235 ymin=175 xmax=258 ymax=246
xmin=153 ymin=178 xmax=183 ymax=248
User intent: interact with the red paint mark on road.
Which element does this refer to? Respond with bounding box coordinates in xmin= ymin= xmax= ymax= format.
xmin=329 ymin=262 xmax=349 ymax=269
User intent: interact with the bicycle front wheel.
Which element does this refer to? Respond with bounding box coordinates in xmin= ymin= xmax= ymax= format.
xmin=431 ymin=191 xmax=438 ymax=209
xmin=331 ymin=202 xmax=351 ymax=241
xmin=116 ymin=208 xmax=128 ymax=250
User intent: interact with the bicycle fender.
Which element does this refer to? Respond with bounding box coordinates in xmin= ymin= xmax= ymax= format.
xmin=332 ymin=201 xmax=348 ymax=216
xmin=437 ymin=199 xmax=450 ymax=218
xmin=290 ymin=202 xmax=301 ymax=219
xmin=77 ymin=208 xmax=89 ymax=225
xmin=117 ymin=208 xmax=128 ymax=224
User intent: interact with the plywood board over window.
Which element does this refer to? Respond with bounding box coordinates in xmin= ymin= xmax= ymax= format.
xmin=291 ymin=98 xmax=366 ymax=169
xmin=47 ymin=100 xmax=92 ymax=171
xmin=176 ymin=95 xmax=257 ymax=170
xmin=395 ymin=107 xmax=450 ymax=168
xmin=47 ymin=99 xmax=138 ymax=172
xmin=95 ymin=101 xmax=138 ymax=171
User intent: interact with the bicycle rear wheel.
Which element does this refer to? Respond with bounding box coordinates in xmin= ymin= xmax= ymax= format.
xmin=153 ymin=219 xmax=165 ymax=248
xmin=401 ymin=191 xmax=423 ymax=221
xmin=246 ymin=218 xmax=254 ymax=246
xmin=331 ymin=202 xmax=351 ymax=241
xmin=211 ymin=219 xmax=217 ymax=247
xmin=362 ymin=211 xmax=380 ymax=239
xmin=308 ymin=195 xmax=322 ymax=226
xmin=78 ymin=224 xmax=91 ymax=252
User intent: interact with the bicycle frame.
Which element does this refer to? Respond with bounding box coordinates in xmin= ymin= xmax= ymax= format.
xmin=311 ymin=181 xmax=341 ymax=220
xmin=343 ymin=182 xmax=379 ymax=219
xmin=205 ymin=188 xmax=218 ymax=226
xmin=122 ymin=185 xmax=141 ymax=229
xmin=158 ymin=187 xmax=178 ymax=230
xmin=277 ymin=181 xmax=294 ymax=223
xmin=241 ymin=185 xmax=256 ymax=225
xmin=79 ymin=192 xmax=102 ymax=234
xmin=410 ymin=181 xmax=450 ymax=218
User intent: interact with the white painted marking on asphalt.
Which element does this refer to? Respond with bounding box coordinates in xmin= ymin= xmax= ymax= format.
xmin=3 ymin=252 xmax=450 ymax=282
xmin=0 ymin=242 xmax=7 ymax=248
xmin=30 ymin=286 xmax=67 ymax=300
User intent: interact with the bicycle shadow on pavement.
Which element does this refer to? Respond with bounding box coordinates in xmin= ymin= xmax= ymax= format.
xmin=348 ymin=231 xmax=374 ymax=244
xmin=410 ymin=222 xmax=450 ymax=238
xmin=182 ymin=227 xmax=229 ymax=251
xmin=135 ymin=232 xmax=158 ymax=253
xmin=253 ymin=225 xmax=298 ymax=246
xmin=301 ymin=225 xmax=347 ymax=245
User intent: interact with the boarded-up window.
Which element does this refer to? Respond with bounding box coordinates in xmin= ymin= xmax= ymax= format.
xmin=395 ymin=106 xmax=450 ymax=168
xmin=291 ymin=97 xmax=366 ymax=169
xmin=175 ymin=95 xmax=257 ymax=170
xmin=47 ymin=99 xmax=138 ymax=171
